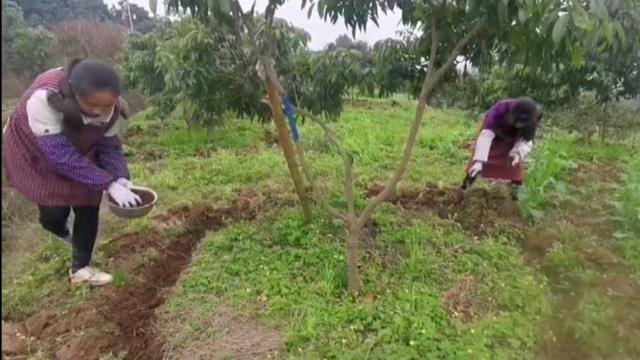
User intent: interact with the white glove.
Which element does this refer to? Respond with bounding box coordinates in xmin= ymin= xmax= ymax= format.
xmin=469 ymin=161 xmax=483 ymax=177
xmin=116 ymin=178 xmax=133 ymax=188
xmin=108 ymin=182 xmax=141 ymax=208
xmin=510 ymin=153 xmax=522 ymax=167
xmin=509 ymin=139 xmax=533 ymax=165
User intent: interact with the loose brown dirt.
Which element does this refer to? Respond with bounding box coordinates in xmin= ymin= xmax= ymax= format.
xmin=369 ymin=182 xmax=525 ymax=237
xmin=522 ymin=230 xmax=562 ymax=263
xmin=3 ymin=199 xmax=260 ymax=360
xmin=2 ymin=322 xmax=28 ymax=356
xmin=134 ymin=148 xmax=168 ymax=162
xmin=444 ymin=275 xmax=487 ymax=322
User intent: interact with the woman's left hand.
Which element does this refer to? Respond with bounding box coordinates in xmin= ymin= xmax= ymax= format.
xmin=510 ymin=154 xmax=522 ymax=167
xmin=116 ymin=178 xmax=133 ymax=188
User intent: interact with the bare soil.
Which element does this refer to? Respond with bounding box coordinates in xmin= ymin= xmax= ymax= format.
xmin=2 ymin=199 xmax=259 ymax=360
xmin=444 ymin=275 xmax=488 ymax=322
xmin=368 ymin=182 xmax=525 ymax=237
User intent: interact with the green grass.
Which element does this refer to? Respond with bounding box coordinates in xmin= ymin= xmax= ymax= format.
xmin=126 ymin=100 xmax=475 ymax=203
xmin=522 ymin=133 xmax=640 ymax=358
xmin=2 ymin=98 xmax=639 ymax=359
xmin=147 ymin=100 xmax=549 ymax=359
xmin=613 ymin=155 xmax=640 ymax=237
xmin=165 ymin=209 xmax=549 ymax=359
xmin=519 ymin=134 xmax=629 ymax=220
xmin=1 ymin=237 xmax=91 ymax=320
xmin=611 ymin=155 xmax=640 ymax=280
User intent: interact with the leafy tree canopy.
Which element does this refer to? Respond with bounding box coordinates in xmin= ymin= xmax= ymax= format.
xmin=121 ymin=14 xmax=354 ymax=124
xmin=306 ymin=0 xmax=633 ymax=74
xmin=15 ymin=0 xmax=113 ymax=27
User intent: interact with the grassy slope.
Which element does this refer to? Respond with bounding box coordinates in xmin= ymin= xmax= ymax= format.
xmin=2 ymin=98 xmax=638 ymax=359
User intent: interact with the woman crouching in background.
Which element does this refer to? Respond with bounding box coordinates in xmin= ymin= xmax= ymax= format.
xmin=461 ymin=97 xmax=542 ymax=200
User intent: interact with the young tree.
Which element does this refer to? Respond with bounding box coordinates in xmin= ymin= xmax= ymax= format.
xmin=300 ymin=0 xmax=632 ymax=291
xmin=162 ymin=0 xmax=316 ymax=221
xmin=372 ymin=35 xmax=425 ymax=98
xmin=153 ymin=0 xmax=631 ymax=291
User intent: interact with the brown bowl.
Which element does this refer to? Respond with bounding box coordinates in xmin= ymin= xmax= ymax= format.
xmin=107 ymin=186 xmax=158 ymax=219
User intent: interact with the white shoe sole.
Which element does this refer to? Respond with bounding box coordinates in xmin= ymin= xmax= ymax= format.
xmin=70 ymin=278 xmax=113 ymax=286
xmin=69 ymin=271 xmax=113 ymax=286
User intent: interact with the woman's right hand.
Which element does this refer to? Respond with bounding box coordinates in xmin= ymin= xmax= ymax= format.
xmin=468 ymin=161 xmax=483 ymax=177
xmin=108 ymin=181 xmax=141 ymax=207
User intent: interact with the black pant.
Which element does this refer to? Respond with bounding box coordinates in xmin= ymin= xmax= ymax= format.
xmin=38 ymin=205 xmax=100 ymax=271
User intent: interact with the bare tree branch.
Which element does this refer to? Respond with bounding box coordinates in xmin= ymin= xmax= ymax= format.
xmin=260 ymin=55 xmax=286 ymax=94
xmin=263 ymin=90 xmax=352 ymax=222
xmin=295 ymin=107 xmax=356 ymax=219
xmin=343 ymin=154 xmax=356 ymax=220
xmin=295 ymin=108 xmax=350 ymax=161
xmin=433 ymin=21 xmax=484 ymax=82
xmin=356 ymin=21 xmax=483 ymax=228
xmin=425 ymin=16 xmax=440 ymax=81
xmin=261 ymin=57 xmax=314 ymax=221
xmin=294 ymin=142 xmax=349 ymax=221
xmin=264 ymin=1 xmax=277 ymax=26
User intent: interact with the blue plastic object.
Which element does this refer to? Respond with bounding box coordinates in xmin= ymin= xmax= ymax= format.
xmin=282 ymin=94 xmax=300 ymax=142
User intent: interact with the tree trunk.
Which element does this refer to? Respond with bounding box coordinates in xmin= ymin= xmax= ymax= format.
xmin=264 ymin=77 xmax=313 ymax=222
xmin=346 ymin=224 xmax=361 ymax=292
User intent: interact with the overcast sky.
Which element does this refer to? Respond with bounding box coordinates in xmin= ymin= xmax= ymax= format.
xmin=104 ymin=0 xmax=406 ymax=50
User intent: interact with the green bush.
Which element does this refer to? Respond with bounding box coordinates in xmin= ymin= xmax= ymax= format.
xmin=4 ymin=27 xmax=53 ymax=78
xmin=549 ymin=93 xmax=640 ymax=145
xmin=439 ymin=66 xmax=579 ymax=112
xmin=120 ymin=17 xmax=355 ymax=128
xmin=2 ymin=0 xmax=54 ymax=79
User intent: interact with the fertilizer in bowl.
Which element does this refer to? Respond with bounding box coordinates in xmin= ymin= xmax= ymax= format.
xmin=108 ymin=186 xmax=158 ymax=219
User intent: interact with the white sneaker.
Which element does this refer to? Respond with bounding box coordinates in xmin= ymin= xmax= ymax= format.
xmin=69 ymin=267 xmax=113 ymax=286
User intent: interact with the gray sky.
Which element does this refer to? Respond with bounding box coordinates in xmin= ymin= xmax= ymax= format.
xmin=104 ymin=0 xmax=405 ymax=50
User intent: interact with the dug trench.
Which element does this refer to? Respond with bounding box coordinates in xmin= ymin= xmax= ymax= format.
xmin=366 ymin=181 xmax=526 ymax=238
xmin=2 ymin=193 xmax=261 ymax=360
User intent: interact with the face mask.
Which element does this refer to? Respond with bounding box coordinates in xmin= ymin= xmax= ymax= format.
xmin=81 ymin=106 xmax=114 ymax=125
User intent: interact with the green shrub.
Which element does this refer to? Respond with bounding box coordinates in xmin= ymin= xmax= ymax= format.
xmin=2 ymin=0 xmax=54 ymax=79
xmin=549 ymin=93 xmax=640 ymax=145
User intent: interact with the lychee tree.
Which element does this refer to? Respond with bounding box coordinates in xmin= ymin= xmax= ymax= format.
xmin=300 ymin=0 xmax=634 ymax=291
xmin=156 ymin=0 xmax=634 ymax=291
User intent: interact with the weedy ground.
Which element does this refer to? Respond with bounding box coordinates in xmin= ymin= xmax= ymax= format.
xmin=2 ymin=97 xmax=639 ymax=360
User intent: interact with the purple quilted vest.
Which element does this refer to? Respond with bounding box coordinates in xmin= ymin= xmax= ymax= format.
xmin=2 ymin=68 xmax=119 ymax=206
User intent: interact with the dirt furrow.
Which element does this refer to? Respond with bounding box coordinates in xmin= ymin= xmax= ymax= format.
xmin=4 ymin=197 xmax=258 ymax=360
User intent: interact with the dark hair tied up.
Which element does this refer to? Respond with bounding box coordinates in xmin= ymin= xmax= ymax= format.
xmin=46 ymin=58 xmax=123 ymax=136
